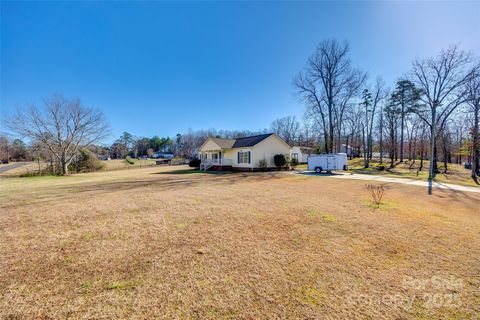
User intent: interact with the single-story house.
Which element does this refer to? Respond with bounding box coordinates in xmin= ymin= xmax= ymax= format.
xmin=199 ymin=133 xmax=291 ymax=171
xmin=290 ymin=146 xmax=315 ymax=163
xmin=341 ymin=144 xmax=360 ymax=158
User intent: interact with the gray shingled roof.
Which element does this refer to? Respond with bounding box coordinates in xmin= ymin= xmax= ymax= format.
xmin=232 ymin=133 xmax=274 ymax=148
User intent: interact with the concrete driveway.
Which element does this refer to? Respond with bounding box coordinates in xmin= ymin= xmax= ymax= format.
xmin=0 ymin=162 xmax=27 ymax=174
xmin=293 ymin=171 xmax=480 ymax=194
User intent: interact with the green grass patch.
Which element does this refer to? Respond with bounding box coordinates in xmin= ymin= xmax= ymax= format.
xmin=306 ymin=210 xmax=320 ymax=218
xmin=106 ymin=281 xmax=133 ymax=290
xmin=83 ymin=232 xmax=94 ymax=241
xmin=59 ymin=239 xmax=71 ymax=247
xmin=306 ymin=210 xmax=337 ymax=222
xmin=363 ymin=199 xmax=399 ymax=210
xmin=321 ymin=214 xmax=337 ymax=222
xmin=300 ymin=287 xmax=325 ymax=306
xmin=62 ymin=255 xmax=74 ymax=265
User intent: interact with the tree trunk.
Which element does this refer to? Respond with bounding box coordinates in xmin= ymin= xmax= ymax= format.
xmin=390 ymin=144 xmax=395 ymax=168
xmin=379 ymin=131 xmax=383 ymax=164
xmin=328 ymin=101 xmax=334 ymax=153
xmin=419 ymin=145 xmax=424 ymax=172
xmin=61 ymin=154 xmax=68 ymax=175
xmin=400 ymin=103 xmax=405 ymax=162
xmin=390 ymin=130 xmax=395 ymax=168
xmin=443 ymin=149 xmax=448 ymax=174
xmin=345 ymin=136 xmax=350 ymax=159
xmin=408 ymin=131 xmax=413 ymax=162
xmin=433 ymin=144 xmax=439 ymax=174
xmin=412 ymin=136 xmax=417 ymax=165
xmin=428 ymin=108 xmax=436 ymax=195
xmin=363 ymin=127 xmax=369 ymax=168
xmin=472 ymin=104 xmax=479 ymax=180
xmin=324 ymin=131 xmax=329 ymax=155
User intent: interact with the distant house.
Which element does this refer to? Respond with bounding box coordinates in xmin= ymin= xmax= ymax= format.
xmin=193 ymin=148 xmax=201 ymax=159
xmin=341 ymin=144 xmax=359 ymax=158
xmin=98 ymin=155 xmax=111 ymax=161
xmin=372 ymin=151 xmax=389 ymax=158
xmin=152 ymin=152 xmax=174 ymax=159
xmin=199 ymin=133 xmax=291 ymax=171
xmin=290 ymin=146 xmax=315 ymax=163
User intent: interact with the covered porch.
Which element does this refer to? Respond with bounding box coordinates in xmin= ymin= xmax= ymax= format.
xmin=199 ymin=149 xmax=233 ymax=171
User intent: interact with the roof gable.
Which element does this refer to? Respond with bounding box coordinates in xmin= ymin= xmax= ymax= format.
xmin=210 ymin=137 xmax=235 ymax=149
xmin=199 ymin=137 xmax=235 ymax=151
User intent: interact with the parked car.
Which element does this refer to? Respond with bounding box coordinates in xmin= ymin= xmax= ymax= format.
xmin=308 ymin=153 xmax=348 ymax=173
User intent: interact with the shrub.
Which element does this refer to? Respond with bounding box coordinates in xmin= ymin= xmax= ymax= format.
xmin=366 ymin=184 xmax=385 ymax=208
xmin=259 ymin=159 xmax=267 ymax=171
xmin=20 ymin=170 xmax=54 ymax=177
xmin=290 ymin=158 xmax=299 ymax=170
xmin=189 ymin=159 xmax=201 ymax=168
xmin=274 ymin=154 xmax=287 ymax=168
xmin=69 ymin=150 xmax=106 ymax=173
xmin=171 ymin=157 xmax=187 ymax=165
xmin=125 ymin=156 xmax=135 ymax=165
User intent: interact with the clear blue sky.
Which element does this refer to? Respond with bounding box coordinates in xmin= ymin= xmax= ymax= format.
xmin=1 ymin=1 xmax=479 ymax=143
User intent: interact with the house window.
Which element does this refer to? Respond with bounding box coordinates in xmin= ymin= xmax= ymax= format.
xmin=238 ymin=151 xmax=251 ymax=164
xmin=291 ymin=153 xmax=298 ymax=161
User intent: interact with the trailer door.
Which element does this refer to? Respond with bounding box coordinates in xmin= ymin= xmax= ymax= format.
xmin=327 ymin=156 xmax=335 ymax=170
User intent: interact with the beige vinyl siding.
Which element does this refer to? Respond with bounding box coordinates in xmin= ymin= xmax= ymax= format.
xmin=199 ymin=138 xmax=222 ymax=152
xmin=200 ymin=134 xmax=290 ymax=169
xmin=252 ymin=135 xmax=291 ymax=168
xmin=224 ymin=148 xmax=254 ymax=168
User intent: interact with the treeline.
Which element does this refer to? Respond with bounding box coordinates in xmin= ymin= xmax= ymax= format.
xmin=265 ymin=40 xmax=479 ymax=188
xmin=0 ymin=128 xmax=270 ymax=163
xmin=108 ymin=132 xmax=173 ymax=159
xmin=2 ymin=40 xmax=478 ymax=184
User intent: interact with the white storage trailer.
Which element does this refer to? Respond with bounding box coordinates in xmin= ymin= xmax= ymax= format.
xmin=308 ymin=153 xmax=348 ymax=173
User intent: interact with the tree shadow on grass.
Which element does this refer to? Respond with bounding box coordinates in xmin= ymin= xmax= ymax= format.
xmin=296 ymin=171 xmax=348 ymax=177
xmin=155 ymin=169 xmax=234 ymax=175
xmin=1 ymin=170 xmax=286 ymax=209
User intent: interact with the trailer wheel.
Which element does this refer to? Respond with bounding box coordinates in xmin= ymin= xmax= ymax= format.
xmin=315 ymin=167 xmax=322 ymax=174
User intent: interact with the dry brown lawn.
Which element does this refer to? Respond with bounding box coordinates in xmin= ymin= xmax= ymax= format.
xmin=0 ymin=159 xmax=159 ymax=177
xmin=349 ymin=158 xmax=478 ymax=187
xmin=1 ymin=166 xmax=479 ymax=319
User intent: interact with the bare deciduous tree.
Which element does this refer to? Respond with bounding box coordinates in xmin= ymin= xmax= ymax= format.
xmin=7 ymin=95 xmax=109 ymax=175
xmin=465 ymin=65 xmax=480 ymax=182
xmin=365 ymin=77 xmax=388 ymax=168
xmin=410 ymin=45 xmax=477 ymax=194
xmin=271 ymin=115 xmax=300 ymax=145
xmin=0 ymin=135 xmax=10 ymax=163
xmin=295 ymin=39 xmax=366 ymax=153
